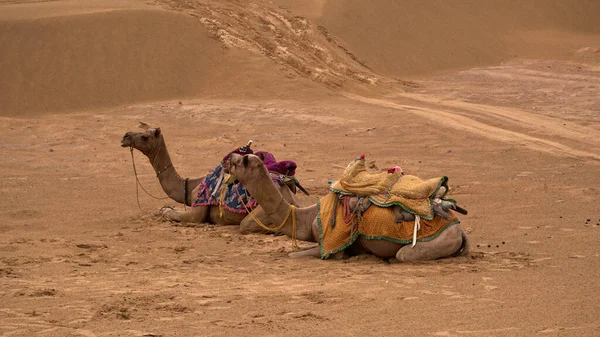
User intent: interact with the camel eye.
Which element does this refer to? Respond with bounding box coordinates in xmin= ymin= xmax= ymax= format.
xmin=141 ymin=135 xmax=149 ymax=141
xmin=242 ymin=155 xmax=249 ymax=167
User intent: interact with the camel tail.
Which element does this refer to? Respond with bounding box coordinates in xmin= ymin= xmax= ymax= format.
xmin=452 ymin=227 xmax=470 ymax=257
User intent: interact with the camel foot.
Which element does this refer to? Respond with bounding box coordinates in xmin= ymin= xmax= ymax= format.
xmin=156 ymin=205 xmax=180 ymax=222
xmin=289 ymin=246 xmax=321 ymax=259
xmin=298 ymin=244 xmax=319 ymax=251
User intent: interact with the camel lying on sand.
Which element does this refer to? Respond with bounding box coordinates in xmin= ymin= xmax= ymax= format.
xmin=226 ymin=153 xmax=470 ymax=262
xmin=120 ymin=124 xmax=301 ymax=233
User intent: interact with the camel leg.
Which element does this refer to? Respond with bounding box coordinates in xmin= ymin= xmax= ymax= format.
xmin=158 ymin=206 xmax=208 ymax=224
xmin=239 ymin=206 xmax=273 ymax=234
xmin=288 ymin=246 xmax=345 ymax=260
xmin=395 ymin=225 xmax=466 ymax=262
xmin=298 ymin=244 xmax=320 ymax=251
xmin=288 ymin=246 xmax=321 ymax=258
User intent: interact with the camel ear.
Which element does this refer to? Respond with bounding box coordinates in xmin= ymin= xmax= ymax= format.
xmin=153 ymin=127 xmax=161 ymax=137
xmin=243 ymin=155 xmax=249 ymax=167
xmin=139 ymin=121 xmax=150 ymax=130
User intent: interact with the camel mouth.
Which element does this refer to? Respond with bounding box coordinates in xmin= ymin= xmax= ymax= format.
xmin=224 ymin=153 xmax=242 ymax=174
xmin=120 ymin=135 xmax=132 ymax=147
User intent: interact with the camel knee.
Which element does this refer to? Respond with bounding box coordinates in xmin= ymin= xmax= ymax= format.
xmin=239 ymin=219 xmax=257 ymax=234
xmin=239 ymin=207 xmax=273 ymax=234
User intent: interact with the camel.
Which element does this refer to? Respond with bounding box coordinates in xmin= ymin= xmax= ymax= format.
xmin=226 ymin=153 xmax=470 ymax=262
xmin=120 ymin=124 xmax=301 ymax=233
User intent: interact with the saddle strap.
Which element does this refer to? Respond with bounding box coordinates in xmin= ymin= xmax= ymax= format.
xmin=412 ymin=214 xmax=421 ymax=247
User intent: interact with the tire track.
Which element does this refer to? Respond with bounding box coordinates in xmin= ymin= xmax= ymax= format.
xmin=344 ymin=93 xmax=600 ymax=161
xmin=400 ymin=92 xmax=600 ymax=144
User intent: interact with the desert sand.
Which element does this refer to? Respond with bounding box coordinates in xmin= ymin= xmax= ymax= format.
xmin=1 ymin=0 xmax=599 ymax=336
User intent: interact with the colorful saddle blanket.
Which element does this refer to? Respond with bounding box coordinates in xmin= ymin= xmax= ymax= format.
xmin=193 ymin=151 xmax=297 ymax=214
xmin=257 ymin=151 xmax=296 ymax=176
xmin=329 ymin=157 xmax=448 ymax=219
xmin=317 ymin=192 xmax=460 ymax=259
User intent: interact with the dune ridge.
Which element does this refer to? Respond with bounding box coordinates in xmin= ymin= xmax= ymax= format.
xmin=1 ymin=0 xmax=598 ymax=116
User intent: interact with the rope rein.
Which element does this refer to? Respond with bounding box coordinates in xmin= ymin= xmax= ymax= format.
xmin=183 ymin=178 xmax=189 ymax=210
xmin=129 ymin=147 xmax=170 ymax=213
xmin=242 ymin=190 xmax=299 ymax=250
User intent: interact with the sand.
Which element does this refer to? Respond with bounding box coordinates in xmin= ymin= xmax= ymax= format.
xmin=1 ymin=0 xmax=599 ymax=336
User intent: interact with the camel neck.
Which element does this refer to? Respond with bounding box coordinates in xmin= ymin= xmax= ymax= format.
xmin=147 ymin=138 xmax=187 ymax=204
xmin=149 ymin=139 xmax=172 ymax=175
xmin=245 ymin=168 xmax=317 ymax=242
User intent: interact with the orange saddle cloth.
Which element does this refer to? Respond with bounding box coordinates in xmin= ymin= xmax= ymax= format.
xmin=317 ymin=192 xmax=460 ymax=259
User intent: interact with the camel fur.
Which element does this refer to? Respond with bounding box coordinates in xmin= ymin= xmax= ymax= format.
xmin=120 ymin=124 xmax=300 ymax=233
xmin=226 ymin=153 xmax=470 ymax=262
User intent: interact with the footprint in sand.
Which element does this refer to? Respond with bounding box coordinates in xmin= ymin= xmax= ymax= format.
xmin=482 ymin=277 xmax=498 ymax=291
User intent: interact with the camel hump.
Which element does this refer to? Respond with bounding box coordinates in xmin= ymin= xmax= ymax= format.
xmin=330 ymin=157 xmax=401 ymax=195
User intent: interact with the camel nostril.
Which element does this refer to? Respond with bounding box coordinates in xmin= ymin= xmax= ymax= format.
xmin=121 ymin=134 xmax=133 ymax=147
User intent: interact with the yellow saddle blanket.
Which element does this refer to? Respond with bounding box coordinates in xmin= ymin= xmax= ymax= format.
xmin=317 ymin=192 xmax=459 ymax=260
xmin=329 ymin=158 xmax=448 ymax=219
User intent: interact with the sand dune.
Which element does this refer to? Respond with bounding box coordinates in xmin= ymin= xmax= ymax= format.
xmin=0 ymin=3 xmax=320 ymax=117
xmin=2 ymin=0 xmax=598 ymax=116
xmin=312 ymin=0 xmax=600 ymax=76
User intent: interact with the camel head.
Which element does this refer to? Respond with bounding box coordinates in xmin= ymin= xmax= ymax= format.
xmin=226 ymin=153 xmax=269 ymax=184
xmin=121 ymin=123 xmax=163 ymax=156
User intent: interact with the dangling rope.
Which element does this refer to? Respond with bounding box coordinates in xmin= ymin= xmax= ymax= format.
xmin=412 ymin=214 xmax=421 ymax=247
xmin=242 ymin=190 xmax=299 ymax=250
xmin=129 ymin=147 xmax=169 ymax=213
xmin=183 ymin=178 xmax=189 ymax=211
xmin=218 ymin=176 xmax=229 ymax=218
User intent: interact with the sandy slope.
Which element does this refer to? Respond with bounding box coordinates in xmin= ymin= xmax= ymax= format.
xmin=0 ymin=1 xmax=324 ymax=117
xmin=1 ymin=0 xmax=600 ymax=336
xmin=3 ymin=0 xmax=598 ymax=116
xmin=315 ymin=0 xmax=600 ymax=76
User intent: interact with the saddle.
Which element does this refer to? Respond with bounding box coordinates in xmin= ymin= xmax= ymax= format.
xmin=317 ymin=192 xmax=461 ymax=260
xmin=329 ymin=156 xmax=454 ymax=220
xmin=257 ymin=151 xmax=309 ymax=195
xmin=193 ymin=147 xmax=308 ymax=214
xmin=316 ymin=156 xmax=468 ymax=259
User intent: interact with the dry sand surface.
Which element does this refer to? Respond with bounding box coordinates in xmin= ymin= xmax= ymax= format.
xmin=1 ymin=0 xmax=600 ymax=336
